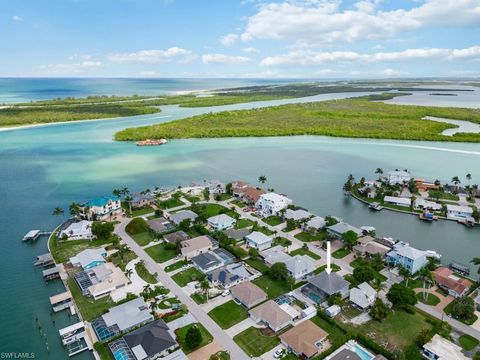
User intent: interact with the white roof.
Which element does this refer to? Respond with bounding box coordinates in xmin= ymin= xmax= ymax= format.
xmin=103 ymin=297 xmax=153 ymax=331
xmin=307 ymin=216 xmax=326 ymax=229
xmin=423 ymin=335 xmax=469 ymax=360
xmin=260 ymin=245 xmax=291 ymax=264
xmin=446 ymin=204 xmax=473 ymax=214
xmin=415 ymin=198 xmax=441 ymax=210
xmin=208 ymin=213 xmax=235 ymax=225
xmin=70 ymin=248 xmax=106 ymax=268
xmin=383 ymin=196 xmax=411 ymax=205
xmin=326 ymin=305 xmax=341 ymax=314
xmin=358 ymin=282 xmax=376 ymax=298
xmin=246 ymin=231 xmax=273 ymax=245
xmin=60 ymin=220 xmax=93 ymax=236
xmin=285 ymin=209 xmax=312 ymax=221
xmin=391 ymin=242 xmax=426 ymax=261
xmin=285 ymin=255 xmax=316 ymax=278
xmin=387 ymin=170 xmax=410 ymax=177
xmin=132 ymin=345 xmax=148 ymax=360
xmin=259 ymin=192 xmax=291 ymax=202
xmin=279 ymin=303 xmax=301 ymax=319
xmin=350 ymin=282 xmax=376 ymax=308
xmin=59 ymin=321 xmax=85 ymax=337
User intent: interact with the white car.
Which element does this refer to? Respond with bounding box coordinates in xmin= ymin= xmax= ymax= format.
xmin=221 ymin=290 xmax=230 ymax=297
xmin=273 ymin=349 xmax=284 ymax=359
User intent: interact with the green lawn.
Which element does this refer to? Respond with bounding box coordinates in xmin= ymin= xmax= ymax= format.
xmin=253 ymin=225 xmax=274 ymax=236
xmin=215 ymin=193 xmax=232 ymax=201
xmin=66 ymin=278 xmax=113 ymax=321
xmin=332 ymin=247 xmax=351 ymax=259
xmin=245 ymin=257 xmax=269 ymax=274
xmin=290 ymin=247 xmax=321 ymax=260
xmin=172 ymin=267 xmax=205 ymax=287
xmin=273 ymin=237 xmax=291 ymax=247
xmin=191 ymin=292 xmax=207 ymax=304
xmin=235 ymin=218 xmax=254 ymax=229
xmin=263 ymin=215 xmax=284 ymax=226
xmin=135 ymin=262 xmax=157 ymax=284
xmin=416 ymin=292 xmax=441 ymax=306
xmin=253 ymin=275 xmax=291 ymax=298
xmin=459 ymin=334 xmax=479 ymax=351
xmin=165 ymin=259 xmax=191 ymax=272
xmin=131 ymin=231 xmax=155 ymax=246
xmin=108 ymin=249 xmax=138 ymax=271
xmin=208 ymin=300 xmax=249 ymax=329
xmin=175 ymin=323 xmax=213 ymax=354
xmin=145 ymin=243 xmax=178 ymax=263
xmin=158 ymin=197 xmax=185 ymax=209
xmin=314 ymin=264 xmax=341 ymax=274
xmin=231 ymin=199 xmax=246 ymax=208
xmin=129 ymin=206 xmax=154 ymax=217
xmin=310 ymin=315 xmax=349 ymax=348
xmin=193 ymin=203 xmax=235 ymax=218
xmin=294 ymin=231 xmax=326 ymax=242
xmin=234 ymin=327 xmax=280 ymax=357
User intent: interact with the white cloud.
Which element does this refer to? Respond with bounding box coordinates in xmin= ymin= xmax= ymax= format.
xmin=381 ymin=68 xmax=404 ymax=77
xmin=261 ymin=45 xmax=480 ymax=66
xmin=68 ymin=54 xmax=92 ymax=61
xmin=108 ymin=47 xmax=193 ymax=64
xmin=12 ymin=15 xmax=22 ymax=21
xmin=202 ymin=53 xmax=251 ymax=65
xmin=241 ymin=0 xmax=480 ymax=45
xmin=242 ymin=47 xmax=259 ymax=53
xmin=38 ymin=61 xmax=103 ymax=75
xmin=220 ymin=33 xmax=239 ymax=46
xmin=139 ymin=71 xmax=157 ymax=76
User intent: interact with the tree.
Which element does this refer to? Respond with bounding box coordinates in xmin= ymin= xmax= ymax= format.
xmin=203 ymin=187 xmax=210 ymax=200
xmin=269 ymin=262 xmax=289 ymax=281
xmin=69 ymin=202 xmax=81 ymax=218
xmin=387 ymin=283 xmax=417 ymax=306
xmin=185 ymin=325 xmax=202 ymax=350
xmin=112 ymin=188 xmax=122 ymax=198
xmin=375 ymin=168 xmax=383 ymax=180
xmin=451 ymin=297 xmax=475 ymax=321
xmin=342 ymin=230 xmax=358 ymax=249
xmin=419 ymin=267 xmax=433 ymax=302
xmin=200 ymin=279 xmax=210 ymax=301
xmin=353 ymin=265 xmax=376 ymax=283
xmin=126 ymin=269 xmax=133 ymax=279
xmin=91 ymin=221 xmax=114 ymax=240
xmin=178 ymin=218 xmax=192 ymax=231
xmin=370 ymin=298 xmax=390 ymax=321
xmin=225 ymin=182 xmax=233 ymax=195
xmin=248 ymin=247 xmax=259 ymax=259
xmin=325 ymin=216 xmax=338 ymax=226
xmin=452 ymin=176 xmax=461 ymax=189
xmin=258 ymin=175 xmax=267 ymax=184
xmin=286 ymin=276 xmax=296 ymax=290
xmin=52 ymin=207 xmax=64 ymax=217
xmin=470 ymin=257 xmax=480 ymax=279
xmin=398 ymin=265 xmax=412 ymax=287
xmin=467 ymin=173 xmax=472 ymax=188
xmin=416 ymin=328 xmax=433 ymax=347
xmin=125 ymin=194 xmax=133 ymax=214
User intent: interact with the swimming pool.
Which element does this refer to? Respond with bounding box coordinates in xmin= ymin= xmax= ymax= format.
xmin=351 ymin=343 xmax=375 ymax=360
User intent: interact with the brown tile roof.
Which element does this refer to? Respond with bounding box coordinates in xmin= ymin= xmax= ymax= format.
xmin=233 ymin=186 xmax=266 ymax=203
xmin=249 ymin=300 xmax=292 ymax=329
xmin=181 ymin=235 xmax=213 ymax=256
xmin=230 ymin=281 xmax=267 ymax=307
xmin=434 ymin=267 xmax=472 ymax=296
xmin=279 ymin=320 xmax=328 ymax=358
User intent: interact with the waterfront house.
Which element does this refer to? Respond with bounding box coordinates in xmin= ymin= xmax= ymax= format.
xmin=386 ymin=242 xmax=428 ymax=274
xmin=207 ymin=213 xmax=236 ymax=231
xmin=92 ymin=297 xmax=153 ymax=341
xmin=246 ymin=231 xmax=273 ymax=251
xmin=352 ymin=236 xmax=391 ymax=257
xmin=280 ymin=320 xmax=328 ymax=359
xmin=59 ymin=220 xmax=94 ymax=240
xmin=129 ymin=192 xmax=155 ymax=209
xmin=74 ymin=262 xmax=129 ymax=299
xmin=434 ymin=267 xmax=472 ymax=298
xmin=255 ymin=192 xmax=293 ymax=217
xmin=163 ymin=230 xmax=189 ymax=244
xmin=446 ymin=204 xmax=474 ymax=221
xmin=168 ymin=210 xmax=198 ymax=226
xmin=285 ymin=209 xmax=313 ymax=221
xmin=232 ymin=181 xmax=266 ymax=204
xmin=415 ymin=179 xmax=440 ymax=192
xmin=70 ymin=247 xmax=107 ymax=269
xmin=207 ymin=263 xmax=253 ymax=289
xmin=385 ymin=170 xmax=411 ymax=185
xmin=383 ymin=196 xmax=411 ymax=207
xmin=80 ymin=196 xmax=121 ymax=221
xmin=180 ymin=235 xmax=216 ymax=259
xmin=147 ymin=217 xmax=175 ymax=234
xmin=230 ymin=281 xmax=267 ymax=308
xmin=191 ymin=251 xmax=224 ymax=273
xmin=249 ymin=299 xmax=293 ymax=332
xmin=305 ymin=216 xmax=326 ymax=231
xmin=349 ymin=282 xmax=376 ymax=310
xmin=327 ymin=222 xmax=363 ymax=238
xmin=301 ymin=271 xmax=350 ymax=303
xmin=422 ymin=334 xmax=469 ymax=360
xmin=414 ymin=198 xmax=442 ymax=211
xmin=207 ymin=180 xmax=226 ymax=194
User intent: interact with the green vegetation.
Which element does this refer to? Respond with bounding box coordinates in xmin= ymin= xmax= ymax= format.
xmin=416 ymin=292 xmax=441 ymax=306
xmin=314 ymin=264 xmax=341 ymax=274
xmin=108 ymin=247 xmax=138 ymax=271
xmin=444 ymin=296 xmax=478 ymax=325
xmin=164 ymin=259 xmax=191 ymax=272
xmin=294 ymin=231 xmax=326 ymax=242
xmin=128 ymin=206 xmax=154 ymax=217
xmin=131 ymin=231 xmax=154 ymax=246
xmin=253 ymin=274 xmax=291 ymax=298
xmin=428 ymin=189 xmax=459 ymax=201
xmin=145 ymin=243 xmax=178 ymax=263
xmin=135 ymin=261 xmax=157 ymax=284
xmin=245 ymin=257 xmax=269 ymax=274
xmin=157 ymin=197 xmax=185 ymax=209
xmin=125 ymin=218 xmax=154 ymax=246
xmin=233 ymin=327 xmax=280 ymax=357
xmin=208 ymin=300 xmax=249 ymax=329
xmin=175 ymin=323 xmax=213 ymax=354
xmin=115 ymin=97 xmax=480 ymax=143
xmin=263 ymin=215 xmax=284 ymax=226
xmin=459 ymin=334 xmax=479 ymax=351
xmin=66 ymin=278 xmax=113 ymax=321
xmin=235 ymin=218 xmax=254 ymax=229
xmin=214 ymin=193 xmax=232 ymax=201
xmin=289 ymin=247 xmax=321 ymax=260
xmin=192 ymin=203 xmax=236 ymax=219
xmin=332 ymin=247 xmax=351 ymax=259
xmin=191 ymin=292 xmax=207 ymax=304
xmin=172 ymin=267 xmax=204 ymax=287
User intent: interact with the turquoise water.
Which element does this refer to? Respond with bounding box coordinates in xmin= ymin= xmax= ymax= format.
xmin=351 ymin=343 xmax=375 ymax=360
xmin=1 ymin=79 xmax=480 ymax=358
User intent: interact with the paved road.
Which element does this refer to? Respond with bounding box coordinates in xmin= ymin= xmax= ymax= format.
xmin=115 ymin=220 xmax=249 ymax=360
xmin=416 ymin=302 xmax=480 ymax=340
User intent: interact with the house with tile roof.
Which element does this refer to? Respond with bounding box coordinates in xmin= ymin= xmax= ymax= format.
xmin=230 ymin=281 xmax=267 ymax=308
xmin=434 ymin=267 xmax=472 ymax=298
xmin=280 ymin=320 xmax=328 ymax=359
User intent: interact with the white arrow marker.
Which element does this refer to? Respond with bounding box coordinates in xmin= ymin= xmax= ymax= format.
xmin=326 ymin=241 xmax=332 ymax=274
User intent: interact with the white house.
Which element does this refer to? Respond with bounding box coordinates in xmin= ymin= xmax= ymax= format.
xmin=59 ymin=220 xmax=94 ymax=240
xmin=285 ymin=255 xmax=316 ymax=282
xmin=414 ymin=198 xmax=441 ymax=211
xmin=386 ymin=242 xmax=428 ymax=274
xmin=255 ymin=192 xmax=292 ymax=217
xmin=284 ymin=209 xmax=312 ymax=221
xmin=422 ymin=334 xmax=469 ymax=360
xmin=386 ymin=170 xmax=411 ymax=185
xmin=246 ymin=231 xmax=273 ymax=251
xmin=80 ymin=196 xmax=122 ymax=221
xmin=70 ymin=248 xmax=107 ymax=269
xmin=383 ymin=196 xmax=411 ymax=207
xmin=207 ymin=214 xmax=236 ymax=231
xmin=305 ymin=216 xmax=326 ymax=231
xmin=349 ymin=282 xmax=376 ymax=310
xmin=446 ymin=204 xmax=474 ymax=221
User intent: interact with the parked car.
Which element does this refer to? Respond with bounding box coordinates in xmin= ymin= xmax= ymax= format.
xmin=221 ymin=290 xmax=230 ymax=297
xmin=273 ymin=349 xmax=285 ymax=359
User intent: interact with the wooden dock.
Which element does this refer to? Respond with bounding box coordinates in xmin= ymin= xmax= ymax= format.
xmin=22 ymin=230 xmax=52 ymax=242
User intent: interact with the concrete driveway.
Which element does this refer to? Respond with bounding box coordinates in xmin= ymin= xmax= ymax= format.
xmin=200 ymin=293 xmax=232 ymax=312
xmin=225 ymin=317 xmax=257 ymax=337
xmin=110 ymin=258 xmax=158 ymax=302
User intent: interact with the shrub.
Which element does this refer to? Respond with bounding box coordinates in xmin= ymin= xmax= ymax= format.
xmin=387 ymin=283 xmax=417 ymax=306
xmin=353 ymin=265 xmax=376 ymax=283
xmin=185 ymin=325 xmax=202 ymax=349
xmin=125 ymin=217 xmax=149 ymax=235
xmin=92 ymin=221 xmax=114 ymax=239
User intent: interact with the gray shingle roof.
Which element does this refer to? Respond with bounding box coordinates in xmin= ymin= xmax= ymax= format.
xmin=123 ymin=319 xmax=177 ymax=357
xmin=307 ymin=271 xmax=349 ymax=296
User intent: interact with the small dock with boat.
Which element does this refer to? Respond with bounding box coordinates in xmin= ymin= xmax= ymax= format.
xmin=136 ymin=138 xmax=168 ymax=146
xmin=50 ymin=290 xmax=73 ymax=312
xmin=419 ymin=211 xmax=438 ymax=222
xmin=59 ymin=322 xmax=93 ymax=357
xmin=368 ymin=202 xmax=383 ymax=211
xmin=42 ymin=265 xmax=64 ymax=281
xmin=34 ymin=253 xmax=54 ymax=267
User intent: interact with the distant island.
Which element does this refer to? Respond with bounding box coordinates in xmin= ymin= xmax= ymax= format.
xmin=429 ymin=93 xmax=458 ymax=96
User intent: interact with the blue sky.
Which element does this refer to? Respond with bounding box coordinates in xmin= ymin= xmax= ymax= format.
xmin=2 ymin=0 xmax=480 ymax=78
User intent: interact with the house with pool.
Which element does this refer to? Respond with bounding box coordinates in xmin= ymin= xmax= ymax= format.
xmin=301 ymin=271 xmax=350 ymax=304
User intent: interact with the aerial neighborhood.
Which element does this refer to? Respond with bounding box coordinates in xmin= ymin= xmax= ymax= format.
xmin=32 ymin=174 xmax=480 ymax=360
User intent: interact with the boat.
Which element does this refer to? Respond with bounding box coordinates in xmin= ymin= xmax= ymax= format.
xmin=368 ymin=202 xmax=383 ymax=211
xmin=419 ymin=211 xmax=438 ymax=222
xmin=136 ymin=138 xmax=168 ymax=146
xmin=449 ymin=262 xmax=470 ymax=276
xmin=425 ymin=250 xmax=442 ymax=261
xmin=457 ymin=217 xmax=476 ymax=227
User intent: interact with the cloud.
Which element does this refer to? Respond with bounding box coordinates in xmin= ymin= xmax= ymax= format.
xmin=381 ymin=68 xmax=404 ymax=77
xmin=12 ymin=15 xmax=22 ymax=21
xmin=220 ymin=33 xmax=239 ymax=46
xmin=68 ymin=54 xmax=92 ymax=61
xmin=108 ymin=47 xmax=194 ymax=64
xmin=38 ymin=61 xmax=103 ymax=75
xmin=139 ymin=71 xmax=157 ymax=76
xmin=260 ymin=45 xmax=480 ymax=66
xmin=242 ymin=47 xmax=259 ymax=53
xmin=241 ymin=0 xmax=480 ymax=45
xmin=202 ymin=53 xmax=251 ymax=65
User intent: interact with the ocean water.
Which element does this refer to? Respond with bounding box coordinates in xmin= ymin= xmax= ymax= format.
xmin=0 ymin=79 xmax=480 ymax=359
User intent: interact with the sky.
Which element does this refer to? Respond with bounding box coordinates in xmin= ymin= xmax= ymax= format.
xmin=1 ymin=0 xmax=480 ymax=78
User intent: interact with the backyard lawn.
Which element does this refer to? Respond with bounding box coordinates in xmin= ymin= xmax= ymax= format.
xmin=289 ymin=247 xmax=321 ymax=260
xmin=234 ymin=327 xmax=280 ymax=357
xmin=135 ymin=261 xmax=157 ymax=284
xmin=459 ymin=334 xmax=479 ymax=351
xmin=131 ymin=231 xmax=155 ymax=246
xmin=416 ymin=292 xmax=441 ymax=306
xmin=129 ymin=206 xmax=154 ymax=217
xmin=231 ymin=199 xmax=246 ymax=208
xmin=164 ymin=259 xmax=191 ymax=272
xmin=208 ymin=300 xmax=248 ymax=329
xmin=145 ymin=243 xmax=178 ymax=263
xmin=253 ymin=275 xmax=291 ymax=298
xmin=172 ymin=267 xmax=204 ymax=287
xmin=215 ymin=193 xmax=232 ymax=201
xmin=158 ymin=197 xmax=185 ymax=209
xmin=108 ymin=249 xmax=138 ymax=271
xmin=332 ymin=247 xmax=351 ymax=259
xmin=193 ymin=203 xmax=236 ymax=218
xmin=235 ymin=218 xmax=254 ymax=229
xmin=294 ymin=231 xmax=326 ymax=242
xmin=245 ymin=258 xmax=269 ymax=274
xmin=314 ymin=264 xmax=341 ymax=274
xmin=175 ymin=323 xmax=213 ymax=353
xmin=66 ymin=278 xmax=113 ymax=321
xmin=263 ymin=215 xmax=284 ymax=226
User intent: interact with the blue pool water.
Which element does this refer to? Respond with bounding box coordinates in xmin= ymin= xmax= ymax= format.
xmin=351 ymin=343 xmax=375 ymax=360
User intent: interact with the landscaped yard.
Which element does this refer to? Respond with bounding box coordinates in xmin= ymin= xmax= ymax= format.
xmin=416 ymin=292 xmax=441 ymax=306
xmin=208 ymin=300 xmax=248 ymax=329
xmin=234 ymin=327 xmax=280 ymax=357
xmin=135 ymin=261 xmax=157 ymax=284
xmin=245 ymin=257 xmax=269 ymax=274
xmin=253 ymin=275 xmax=291 ymax=298
xmin=164 ymin=259 xmax=191 ymax=272
xmin=108 ymin=249 xmax=138 ymax=271
xmin=332 ymin=247 xmax=351 ymax=259
xmin=158 ymin=197 xmax=185 ymax=209
xmin=129 ymin=206 xmax=154 ymax=217
xmin=66 ymin=278 xmax=113 ymax=321
xmin=175 ymin=323 xmax=213 ymax=353
xmin=273 ymin=237 xmax=291 ymax=248
xmin=459 ymin=334 xmax=479 ymax=351
xmin=314 ymin=264 xmax=341 ymax=274
xmin=263 ymin=215 xmax=284 ymax=226
xmin=443 ymin=301 xmax=479 ymax=325
xmin=191 ymin=292 xmax=207 ymax=304
xmin=193 ymin=203 xmax=236 ymax=218
xmin=145 ymin=243 xmax=178 ymax=263
xmin=289 ymin=247 xmax=321 ymax=260
xmin=172 ymin=267 xmax=204 ymax=287
xmin=131 ymin=231 xmax=155 ymax=246
xmin=294 ymin=231 xmax=326 ymax=242
xmin=215 ymin=193 xmax=232 ymax=201
xmin=231 ymin=199 xmax=246 ymax=208
xmin=235 ymin=218 xmax=254 ymax=229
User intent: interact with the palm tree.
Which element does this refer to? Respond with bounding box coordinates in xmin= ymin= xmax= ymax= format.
xmin=398 ymin=265 xmax=411 ymax=287
xmin=466 ymin=174 xmax=472 ymax=188
xmin=149 ymin=298 xmax=158 ymax=313
xmin=451 ymin=176 xmax=461 ymax=189
xmin=125 ymin=194 xmax=133 ymax=214
xmin=143 ymin=284 xmax=152 ymax=298
xmin=372 ymin=278 xmax=386 ymax=292
xmin=284 ymin=239 xmax=292 ymax=252
xmin=52 ymin=207 xmax=64 ymax=217
xmin=69 ymin=202 xmax=81 ymax=218
xmin=200 ymin=279 xmax=210 ymax=301
xmin=112 ymin=188 xmax=122 ymax=198
xmin=258 ymin=175 xmax=267 ymax=184
xmin=126 ymin=269 xmax=133 ymax=279
xmin=375 ymin=168 xmax=383 ymax=180
xmin=470 ymin=257 xmax=480 ymax=280
xmin=419 ymin=267 xmax=433 ymax=302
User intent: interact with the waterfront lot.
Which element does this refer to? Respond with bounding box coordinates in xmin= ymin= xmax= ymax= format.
xmin=66 ymin=278 xmax=113 ymax=321
xmin=208 ymin=300 xmax=249 ymax=329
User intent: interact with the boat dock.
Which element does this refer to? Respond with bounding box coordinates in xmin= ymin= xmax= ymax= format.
xmin=42 ymin=265 xmax=64 ymax=281
xmin=23 ymin=230 xmax=52 ymax=241
xmin=368 ymin=202 xmax=383 ymax=211
xmin=59 ymin=322 xmax=92 ymax=357
xmin=50 ymin=291 xmax=73 ymax=312
xmin=34 ymin=253 xmax=54 ymax=267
